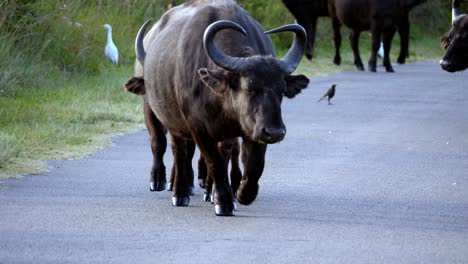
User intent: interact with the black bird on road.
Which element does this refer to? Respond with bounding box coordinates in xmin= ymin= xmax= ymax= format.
xmin=317 ymin=84 xmax=336 ymax=105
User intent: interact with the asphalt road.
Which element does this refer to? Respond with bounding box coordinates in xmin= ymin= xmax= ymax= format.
xmin=1 ymin=61 xmax=467 ymax=263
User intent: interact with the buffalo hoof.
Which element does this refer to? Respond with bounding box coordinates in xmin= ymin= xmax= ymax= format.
xmin=385 ymin=66 xmax=395 ymax=73
xmin=203 ymin=191 xmax=211 ymax=202
xmin=357 ymin=65 xmax=365 ymax=71
xmin=215 ymin=204 xmax=235 ymax=216
xmin=172 ymin=195 xmax=190 ymax=206
xmin=150 ymin=180 xmax=166 ymax=192
xmin=369 ymin=66 xmax=377 ymax=72
xmin=305 ymin=52 xmax=312 ymax=61
xmin=198 ymin=179 xmax=206 ymax=189
xmin=189 ymin=185 xmax=195 ymax=196
xmin=397 ymin=55 xmax=406 ymax=64
xmin=333 ymin=55 xmax=341 ymax=66
xmin=236 ymin=182 xmax=259 ymax=205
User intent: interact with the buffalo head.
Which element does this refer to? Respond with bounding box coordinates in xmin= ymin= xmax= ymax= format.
xmin=440 ymin=0 xmax=468 ymax=72
xmin=197 ymin=21 xmax=309 ymax=144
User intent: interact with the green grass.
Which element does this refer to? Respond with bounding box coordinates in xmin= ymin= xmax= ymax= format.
xmin=0 ymin=0 xmax=451 ymax=177
xmin=0 ymin=66 xmax=144 ymax=177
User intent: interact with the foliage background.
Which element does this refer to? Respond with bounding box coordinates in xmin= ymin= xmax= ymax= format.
xmin=0 ymin=0 xmax=458 ymax=95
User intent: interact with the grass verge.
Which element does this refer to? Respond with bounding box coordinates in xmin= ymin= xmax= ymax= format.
xmin=0 ymin=66 xmax=144 ymax=177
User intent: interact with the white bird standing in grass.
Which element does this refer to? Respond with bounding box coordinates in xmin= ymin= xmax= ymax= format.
xmin=104 ymin=24 xmax=118 ymax=65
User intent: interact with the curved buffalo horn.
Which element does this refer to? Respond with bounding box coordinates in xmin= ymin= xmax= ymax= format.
xmin=135 ymin=19 xmax=152 ymax=65
xmin=265 ymin=24 xmax=306 ymax=74
xmin=203 ymin=20 xmax=248 ymax=72
xmin=452 ymin=0 xmax=463 ymax=22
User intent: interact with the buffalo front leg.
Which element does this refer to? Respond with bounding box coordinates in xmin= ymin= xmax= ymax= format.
xmin=236 ymin=139 xmax=267 ymax=205
xmin=144 ymin=101 xmax=167 ymax=192
xmin=332 ymin=17 xmax=342 ymax=66
xmin=170 ymin=135 xmax=191 ymax=206
xmin=350 ymin=30 xmax=364 ymax=71
xmin=194 ymin=135 xmax=234 ymax=216
xmin=383 ymin=28 xmax=396 ymax=72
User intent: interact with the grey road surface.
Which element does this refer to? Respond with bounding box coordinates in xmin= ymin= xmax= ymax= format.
xmin=1 ymin=61 xmax=467 ymax=263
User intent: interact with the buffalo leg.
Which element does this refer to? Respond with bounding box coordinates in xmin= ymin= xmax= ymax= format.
xmin=236 ymin=138 xmax=267 ymax=205
xmin=397 ymin=15 xmax=410 ymax=64
xmin=332 ymin=17 xmax=342 ymax=66
xmin=186 ymin=139 xmax=196 ymax=195
xmin=194 ymin=135 xmax=234 ymax=216
xmin=383 ymin=28 xmax=396 ymax=72
xmin=170 ymin=135 xmax=190 ymax=206
xmin=350 ymin=30 xmax=364 ymax=71
xmin=228 ymin=138 xmax=242 ymax=194
xmin=368 ymin=27 xmax=381 ymax=72
xmin=198 ymin=156 xmax=207 ymax=188
xmin=144 ymin=101 xmax=167 ymax=192
xmin=169 ymin=139 xmax=195 ymax=195
xmin=304 ymin=15 xmax=318 ymax=60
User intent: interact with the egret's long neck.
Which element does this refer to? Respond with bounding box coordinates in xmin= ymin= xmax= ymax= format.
xmin=107 ymin=29 xmax=113 ymax=44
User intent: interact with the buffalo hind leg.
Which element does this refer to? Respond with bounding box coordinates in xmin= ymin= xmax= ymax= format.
xmin=170 ymin=135 xmax=190 ymax=206
xmin=332 ymin=17 xmax=342 ymax=66
xmin=220 ymin=138 xmax=242 ymax=194
xmin=168 ymin=139 xmax=195 ymax=195
xmin=350 ymin=30 xmax=364 ymax=71
xmin=383 ymin=28 xmax=396 ymax=72
xmin=144 ymin=101 xmax=167 ymax=192
xmin=368 ymin=29 xmax=381 ymax=72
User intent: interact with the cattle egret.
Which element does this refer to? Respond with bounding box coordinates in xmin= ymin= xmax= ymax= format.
xmin=104 ymin=24 xmax=118 ymax=65
xmin=378 ymin=42 xmax=384 ymax=58
xmin=317 ymin=84 xmax=336 ymax=105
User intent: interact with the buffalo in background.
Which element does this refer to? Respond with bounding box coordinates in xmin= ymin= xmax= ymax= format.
xmin=328 ymin=0 xmax=426 ymax=72
xmin=282 ymin=0 xmax=424 ymax=70
xmin=440 ymin=0 xmax=468 ymax=72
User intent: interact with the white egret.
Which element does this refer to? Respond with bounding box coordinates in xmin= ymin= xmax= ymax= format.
xmin=104 ymin=24 xmax=119 ymax=65
xmin=378 ymin=42 xmax=384 ymax=58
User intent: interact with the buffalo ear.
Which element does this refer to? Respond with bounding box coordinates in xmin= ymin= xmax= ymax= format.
xmin=440 ymin=35 xmax=450 ymax=50
xmin=198 ymin=68 xmax=228 ymax=95
xmin=124 ymin=76 xmax=145 ymax=95
xmin=284 ymin=74 xmax=309 ymax=98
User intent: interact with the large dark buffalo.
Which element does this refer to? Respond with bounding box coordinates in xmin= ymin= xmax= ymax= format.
xmin=282 ymin=0 xmax=418 ymax=66
xmin=127 ymin=0 xmax=309 ymax=216
xmin=440 ymin=0 xmax=468 ymax=72
xmin=328 ymin=0 xmax=425 ymax=72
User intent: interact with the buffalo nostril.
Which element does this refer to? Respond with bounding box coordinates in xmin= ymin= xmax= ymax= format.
xmin=261 ymin=127 xmax=286 ymax=139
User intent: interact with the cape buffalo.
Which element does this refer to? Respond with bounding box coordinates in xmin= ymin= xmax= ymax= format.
xmin=282 ymin=0 xmax=417 ymax=65
xmin=328 ymin=0 xmax=426 ymax=72
xmin=440 ymin=0 xmax=468 ymax=72
xmin=127 ymin=0 xmax=309 ymax=216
